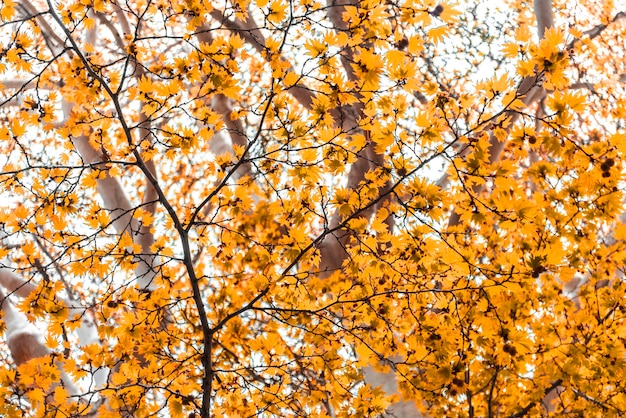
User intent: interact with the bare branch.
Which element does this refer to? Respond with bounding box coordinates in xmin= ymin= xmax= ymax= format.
xmin=579 ymin=11 xmax=625 ymax=42
xmin=447 ymin=0 xmax=554 ymax=227
xmin=204 ymin=9 xmax=315 ymax=110
xmin=363 ymin=364 xmax=425 ymax=417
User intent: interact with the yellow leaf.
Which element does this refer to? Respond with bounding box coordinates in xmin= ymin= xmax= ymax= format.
xmin=0 ymin=126 xmax=10 ymax=140
xmin=0 ymin=2 xmax=15 ymax=20
xmin=84 ymin=17 xmax=96 ymax=30
xmin=407 ymin=35 xmax=423 ymax=55
xmin=543 ymin=27 xmax=565 ymax=48
xmin=385 ymin=50 xmax=406 ymax=67
xmin=53 ymin=386 xmax=69 ymax=405
xmin=428 ymin=26 xmax=448 ymax=44
xmin=283 ymin=71 xmax=300 ymax=87
xmin=28 ymin=387 xmax=45 ymax=405
xmin=111 ymin=372 xmax=127 ymax=386
xmin=11 ymin=119 xmax=26 ymax=137
xmin=169 ymin=398 xmax=183 ymax=416
xmin=515 ymin=25 xmax=531 ymax=42
xmin=304 ymin=38 xmax=327 ymax=58
xmin=502 ymin=42 xmax=520 ymax=58
xmin=119 ymin=231 xmax=134 ymax=249
xmin=267 ymin=1 xmax=287 ymax=24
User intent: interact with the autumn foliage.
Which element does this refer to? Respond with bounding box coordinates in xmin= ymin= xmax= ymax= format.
xmin=0 ymin=0 xmax=625 ymax=416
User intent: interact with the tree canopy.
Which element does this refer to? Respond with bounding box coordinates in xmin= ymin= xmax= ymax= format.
xmin=0 ymin=0 xmax=625 ymax=416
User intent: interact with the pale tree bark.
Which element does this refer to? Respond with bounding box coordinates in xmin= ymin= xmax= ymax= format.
xmin=202 ymin=0 xmax=416 ymax=415
xmin=0 ymin=286 xmax=78 ymax=394
xmin=534 ymin=0 xmax=554 ymax=39
xmin=351 ymin=0 xmax=553 ymax=415
xmin=438 ymin=0 xmax=553 ymax=195
xmin=0 ymin=268 xmax=37 ymax=298
xmin=0 ymin=0 xmax=161 ymax=400
xmin=444 ymin=2 xmax=626 ymax=416
xmin=206 ymin=7 xmax=315 ymax=110
xmin=1 ymin=0 xmax=623 ymax=416
xmin=0 ymin=0 xmax=103 ymax=385
xmin=196 ymin=3 xmax=413 ymax=413
xmin=53 ymin=1 xmax=161 ymax=293
xmin=445 ymin=0 xmax=558 ymax=413
xmin=314 ymin=0 xmax=419 ymax=415
xmin=317 ymin=0 xmax=392 ymax=274
xmin=194 ymin=27 xmax=254 ymax=185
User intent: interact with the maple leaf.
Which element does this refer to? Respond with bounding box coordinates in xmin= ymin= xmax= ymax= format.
xmin=0 ymin=0 xmax=624 ymax=417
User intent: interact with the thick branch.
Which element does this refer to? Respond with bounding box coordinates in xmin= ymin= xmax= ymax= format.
xmin=0 ymin=287 xmax=78 ymax=393
xmin=0 ymin=268 xmax=37 ymax=298
xmin=447 ymin=0 xmax=553 ymax=227
xmin=46 ymin=3 xmax=215 ymax=413
xmin=534 ymin=0 xmax=554 ymax=39
xmin=204 ymin=10 xmax=315 ymax=109
xmin=507 ymin=380 xmax=563 ymax=418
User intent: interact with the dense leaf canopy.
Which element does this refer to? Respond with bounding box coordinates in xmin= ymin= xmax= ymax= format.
xmin=0 ymin=0 xmax=625 ymax=416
